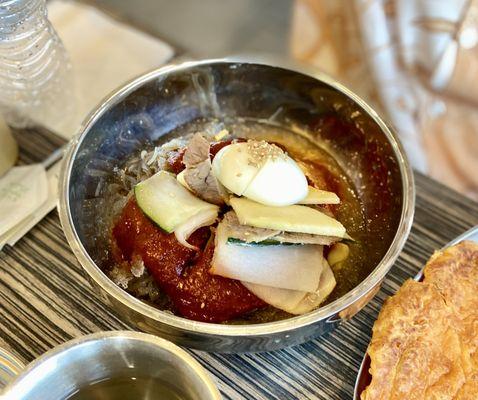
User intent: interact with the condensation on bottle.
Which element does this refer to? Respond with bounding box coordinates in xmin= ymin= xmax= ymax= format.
xmin=0 ymin=0 xmax=74 ymax=130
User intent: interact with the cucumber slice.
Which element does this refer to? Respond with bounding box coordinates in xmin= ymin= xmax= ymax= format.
xmin=226 ymin=238 xmax=299 ymax=246
xmin=298 ymin=186 xmax=340 ymax=205
xmin=230 ymin=197 xmax=346 ymax=238
xmin=135 ymin=171 xmax=219 ymax=233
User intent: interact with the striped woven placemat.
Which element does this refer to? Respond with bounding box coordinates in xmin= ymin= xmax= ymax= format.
xmin=1 ymin=127 xmax=478 ymax=399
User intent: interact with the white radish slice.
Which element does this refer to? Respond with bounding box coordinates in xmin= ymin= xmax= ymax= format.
xmin=298 ymin=186 xmax=340 ymax=205
xmin=289 ymin=261 xmax=336 ymax=315
xmin=174 ymin=207 xmax=217 ymax=249
xmin=211 ymin=222 xmax=323 ymax=292
xmin=241 ymin=260 xmax=336 ymax=314
xmin=241 ymin=282 xmax=309 ymax=313
xmin=211 ymin=243 xmax=323 ymax=292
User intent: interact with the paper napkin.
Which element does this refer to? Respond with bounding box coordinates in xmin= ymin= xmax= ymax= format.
xmin=0 ymin=165 xmax=48 ymax=242
xmin=0 ymin=162 xmax=62 ymax=250
xmin=46 ymin=0 xmax=175 ymax=139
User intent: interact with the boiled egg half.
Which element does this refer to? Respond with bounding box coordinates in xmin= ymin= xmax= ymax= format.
xmin=212 ymin=141 xmax=308 ymax=206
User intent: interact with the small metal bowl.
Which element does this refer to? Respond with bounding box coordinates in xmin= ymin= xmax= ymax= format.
xmin=0 ymin=331 xmax=221 ymax=399
xmin=59 ymin=57 xmax=414 ymax=353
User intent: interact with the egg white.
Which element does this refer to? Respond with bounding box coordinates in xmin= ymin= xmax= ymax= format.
xmin=243 ymin=157 xmax=308 ymax=206
xmin=212 ymin=143 xmax=260 ymax=196
xmin=212 ymin=141 xmax=308 ymax=206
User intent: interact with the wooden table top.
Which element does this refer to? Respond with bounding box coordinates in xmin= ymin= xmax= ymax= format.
xmin=1 ymin=126 xmax=478 ymax=400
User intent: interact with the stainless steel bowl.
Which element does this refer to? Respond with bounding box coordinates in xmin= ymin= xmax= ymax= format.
xmin=59 ymin=57 xmax=415 ymax=353
xmin=0 ymin=331 xmax=221 ymax=399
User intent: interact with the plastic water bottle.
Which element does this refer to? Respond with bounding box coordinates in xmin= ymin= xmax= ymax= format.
xmin=0 ymin=0 xmax=74 ymax=129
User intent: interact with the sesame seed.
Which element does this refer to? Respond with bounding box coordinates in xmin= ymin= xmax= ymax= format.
xmin=246 ymin=140 xmax=286 ymax=167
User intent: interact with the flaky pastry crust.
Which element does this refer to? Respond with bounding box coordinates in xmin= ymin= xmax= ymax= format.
xmin=362 ymin=241 xmax=478 ymax=400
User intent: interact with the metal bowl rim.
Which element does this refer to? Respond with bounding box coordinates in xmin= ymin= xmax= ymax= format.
xmin=59 ymin=56 xmax=415 ymax=337
xmin=2 ymin=330 xmax=221 ymax=398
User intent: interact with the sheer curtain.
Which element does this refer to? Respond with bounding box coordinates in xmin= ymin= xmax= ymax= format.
xmin=291 ymin=0 xmax=478 ymax=199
